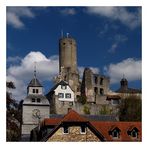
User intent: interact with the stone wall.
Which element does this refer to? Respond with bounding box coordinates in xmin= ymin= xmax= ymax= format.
xmin=47 ymin=126 xmax=100 ymax=142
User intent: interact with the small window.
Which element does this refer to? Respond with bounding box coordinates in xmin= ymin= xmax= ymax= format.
xmin=94 ymin=87 xmax=98 ymax=94
xmin=36 ymin=89 xmax=39 ymax=94
xmin=61 ymin=85 xmax=67 ymax=90
xmin=33 ymin=89 xmax=35 ymax=93
xmin=128 ymin=128 xmax=138 ymax=138
xmin=131 ymin=130 xmax=138 ymax=138
xmin=37 ymin=98 xmax=41 ymax=103
xmin=63 ymin=126 xmax=69 ymax=134
xmin=100 ymin=88 xmax=104 ymax=95
xmin=94 ymin=76 xmax=98 ymax=84
xmin=80 ymin=126 xmax=86 ymax=134
xmin=65 ymin=93 xmax=71 ymax=98
xmin=112 ymin=130 xmax=119 ymax=138
xmin=32 ymin=98 xmax=35 ymax=102
xmin=100 ymin=78 xmax=103 ymax=85
xmin=58 ymin=93 xmax=64 ymax=98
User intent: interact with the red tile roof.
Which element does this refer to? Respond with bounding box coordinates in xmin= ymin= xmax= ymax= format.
xmin=90 ymin=121 xmax=142 ymax=141
xmin=61 ymin=109 xmax=88 ymax=123
xmin=41 ymin=118 xmax=61 ymax=126
xmin=41 ymin=110 xmax=142 ymax=141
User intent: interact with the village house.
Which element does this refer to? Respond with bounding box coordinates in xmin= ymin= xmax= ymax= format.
xmin=30 ymin=109 xmax=141 ymax=142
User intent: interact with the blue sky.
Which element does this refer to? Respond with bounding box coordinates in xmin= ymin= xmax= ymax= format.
xmin=6 ymin=7 xmax=141 ymax=100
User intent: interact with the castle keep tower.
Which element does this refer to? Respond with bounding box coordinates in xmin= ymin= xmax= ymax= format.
xmin=56 ymin=34 xmax=80 ymax=98
xmin=59 ymin=34 xmax=77 ymax=74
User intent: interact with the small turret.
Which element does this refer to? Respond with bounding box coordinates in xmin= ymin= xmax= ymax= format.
xmin=120 ymin=76 xmax=128 ymax=90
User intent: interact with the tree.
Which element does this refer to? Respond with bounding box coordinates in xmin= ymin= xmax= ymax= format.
xmin=99 ymin=105 xmax=111 ymax=115
xmin=83 ymin=104 xmax=90 ymax=114
xmin=119 ymin=95 xmax=141 ymax=121
xmin=6 ymin=81 xmax=22 ymax=141
xmin=77 ymin=95 xmax=87 ymax=105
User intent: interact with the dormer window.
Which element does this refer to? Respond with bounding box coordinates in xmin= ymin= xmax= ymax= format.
xmin=61 ymin=85 xmax=67 ymax=90
xmin=80 ymin=126 xmax=86 ymax=134
xmin=112 ymin=130 xmax=119 ymax=138
xmin=63 ymin=126 xmax=69 ymax=134
xmin=127 ymin=127 xmax=139 ymax=139
xmin=109 ymin=127 xmax=120 ymax=139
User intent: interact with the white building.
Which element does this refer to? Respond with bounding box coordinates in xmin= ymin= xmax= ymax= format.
xmin=46 ymin=80 xmax=74 ymax=114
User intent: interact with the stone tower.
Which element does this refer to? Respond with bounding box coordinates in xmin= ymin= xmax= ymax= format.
xmin=56 ymin=34 xmax=80 ymax=98
xmin=21 ymin=68 xmax=50 ymax=141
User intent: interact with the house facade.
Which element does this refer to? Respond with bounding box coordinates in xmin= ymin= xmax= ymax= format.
xmin=46 ymin=80 xmax=75 ymax=114
xmin=32 ymin=110 xmax=141 ymax=142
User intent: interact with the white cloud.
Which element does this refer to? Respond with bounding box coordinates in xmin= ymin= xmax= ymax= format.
xmin=7 ymin=7 xmax=35 ymax=29
xmin=108 ymin=34 xmax=128 ymax=53
xmin=86 ymin=7 xmax=141 ymax=29
xmin=7 ymin=51 xmax=59 ymax=100
xmin=60 ymin=8 xmax=76 ymax=15
xmin=7 ymin=56 xmax=22 ymax=63
xmin=104 ymin=58 xmax=141 ymax=84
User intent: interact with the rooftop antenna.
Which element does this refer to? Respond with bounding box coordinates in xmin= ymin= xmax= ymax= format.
xmin=66 ymin=32 xmax=69 ymax=38
xmin=61 ymin=29 xmax=64 ymax=38
xmin=34 ymin=62 xmax=37 ymax=78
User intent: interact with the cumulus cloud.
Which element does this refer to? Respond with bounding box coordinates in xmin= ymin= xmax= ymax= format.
xmin=7 ymin=7 xmax=35 ymax=29
xmin=86 ymin=7 xmax=141 ymax=29
xmin=104 ymin=58 xmax=141 ymax=84
xmin=7 ymin=51 xmax=59 ymax=100
xmin=60 ymin=8 xmax=77 ymax=15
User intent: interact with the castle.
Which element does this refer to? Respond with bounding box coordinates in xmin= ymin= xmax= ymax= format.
xmin=21 ymin=34 xmax=141 ymax=140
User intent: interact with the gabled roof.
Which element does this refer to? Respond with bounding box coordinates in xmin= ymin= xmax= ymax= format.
xmin=39 ymin=110 xmax=141 ymax=142
xmin=90 ymin=121 xmax=141 ymax=141
xmin=46 ymin=80 xmax=73 ymax=96
xmin=49 ymin=80 xmax=69 ymax=92
xmin=61 ymin=109 xmax=88 ymax=123
xmin=41 ymin=110 xmax=105 ymax=141
xmin=28 ymin=78 xmax=42 ymax=87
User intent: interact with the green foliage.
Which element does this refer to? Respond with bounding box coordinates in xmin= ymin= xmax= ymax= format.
xmin=99 ymin=105 xmax=111 ymax=115
xmin=77 ymin=95 xmax=87 ymax=105
xmin=6 ymin=81 xmax=22 ymax=141
xmin=119 ymin=95 xmax=141 ymax=121
xmin=83 ymin=104 xmax=90 ymax=114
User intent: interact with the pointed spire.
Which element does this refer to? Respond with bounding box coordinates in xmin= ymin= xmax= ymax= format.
xmin=34 ymin=62 xmax=37 ymax=78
